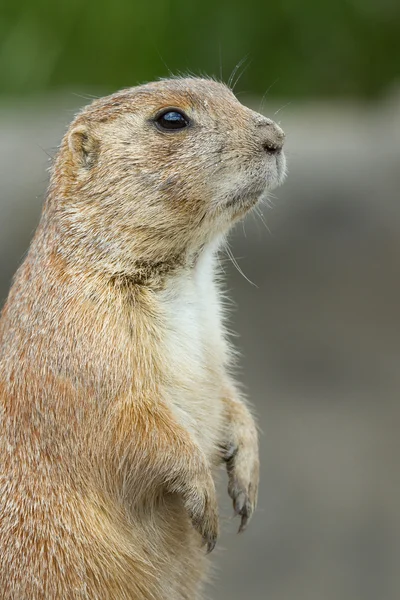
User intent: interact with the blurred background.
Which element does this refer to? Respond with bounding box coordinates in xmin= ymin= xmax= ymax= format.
xmin=1 ymin=1 xmax=400 ymax=598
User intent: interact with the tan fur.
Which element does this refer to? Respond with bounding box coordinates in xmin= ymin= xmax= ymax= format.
xmin=0 ymin=77 xmax=286 ymax=599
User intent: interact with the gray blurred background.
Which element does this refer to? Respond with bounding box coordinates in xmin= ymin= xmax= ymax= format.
xmin=1 ymin=1 xmax=400 ymax=598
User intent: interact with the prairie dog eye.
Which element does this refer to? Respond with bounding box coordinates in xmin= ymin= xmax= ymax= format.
xmin=155 ymin=109 xmax=190 ymax=131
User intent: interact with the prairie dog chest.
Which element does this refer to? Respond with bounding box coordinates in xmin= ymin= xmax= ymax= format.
xmin=158 ymin=249 xmax=227 ymax=451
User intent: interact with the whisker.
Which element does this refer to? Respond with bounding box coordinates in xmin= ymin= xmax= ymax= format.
xmin=228 ymin=55 xmax=250 ymax=90
xmin=232 ymin=58 xmax=252 ymax=91
xmin=274 ymin=101 xmax=292 ymax=116
xmin=71 ymin=92 xmax=101 ymax=101
xmin=225 ymin=244 xmax=257 ymax=288
xmin=36 ymin=144 xmax=54 ymax=161
xmin=155 ymin=49 xmax=174 ymax=77
xmin=259 ymin=78 xmax=280 ymax=114
xmin=254 ymin=206 xmax=271 ymax=234
xmin=234 ymin=90 xmax=250 ymax=97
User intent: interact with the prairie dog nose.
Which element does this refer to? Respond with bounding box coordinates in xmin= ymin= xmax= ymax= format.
xmin=256 ymin=117 xmax=285 ymax=154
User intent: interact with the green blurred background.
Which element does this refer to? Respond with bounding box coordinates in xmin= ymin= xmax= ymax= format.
xmin=1 ymin=2 xmax=400 ymax=600
xmin=1 ymin=0 xmax=399 ymax=99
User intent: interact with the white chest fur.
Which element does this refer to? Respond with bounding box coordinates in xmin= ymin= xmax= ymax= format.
xmin=158 ymin=246 xmax=227 ymax=456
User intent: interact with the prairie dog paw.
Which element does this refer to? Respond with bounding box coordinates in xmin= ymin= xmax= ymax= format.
xmin=181 ymin=467 xmax=219 ymax=553
xmin=223 ymin=429 xmax=259 ymax=533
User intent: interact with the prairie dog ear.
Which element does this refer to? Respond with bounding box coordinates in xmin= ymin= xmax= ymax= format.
xmin=68 ymin=124 xmax=99 ymax=168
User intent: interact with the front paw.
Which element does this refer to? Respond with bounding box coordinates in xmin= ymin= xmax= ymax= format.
xmin=223 ymin=431 xmax=259 ymax=533
xmin=180 ymin=465 xmax=219 ymax=553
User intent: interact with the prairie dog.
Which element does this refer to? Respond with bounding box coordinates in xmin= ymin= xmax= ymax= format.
xmin=0 ymin=77 xmax=286 ymax=599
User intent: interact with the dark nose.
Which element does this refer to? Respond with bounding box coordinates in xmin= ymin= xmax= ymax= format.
xmin=257 ymin=118 xmax=285 ymax=154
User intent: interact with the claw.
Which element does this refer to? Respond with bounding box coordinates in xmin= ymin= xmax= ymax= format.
xmin=233 ymin=492 xmax=252 ymax=532
xmin=206 ymin=534 xmax=217 ymax=554
xmin=200 ymin=528 xmax=217 ymax=553
xmin=222 ymin=399 xmax=259 ymax=536
xmin=238 ymin=515 xmax=248 ymax=533
xmin=227 ymin=454 xmax=258 ymax=533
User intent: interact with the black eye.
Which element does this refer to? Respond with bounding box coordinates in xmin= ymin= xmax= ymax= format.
xmin=155 ymin=109 xmax=189 ymax=131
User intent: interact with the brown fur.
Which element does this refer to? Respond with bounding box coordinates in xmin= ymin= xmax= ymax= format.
xmin=0 ymin=77 xmax=286 ymax=599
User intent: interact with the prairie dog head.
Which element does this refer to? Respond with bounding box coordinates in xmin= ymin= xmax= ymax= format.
xmin=53 ymin=77 xmax=286 ymax=272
